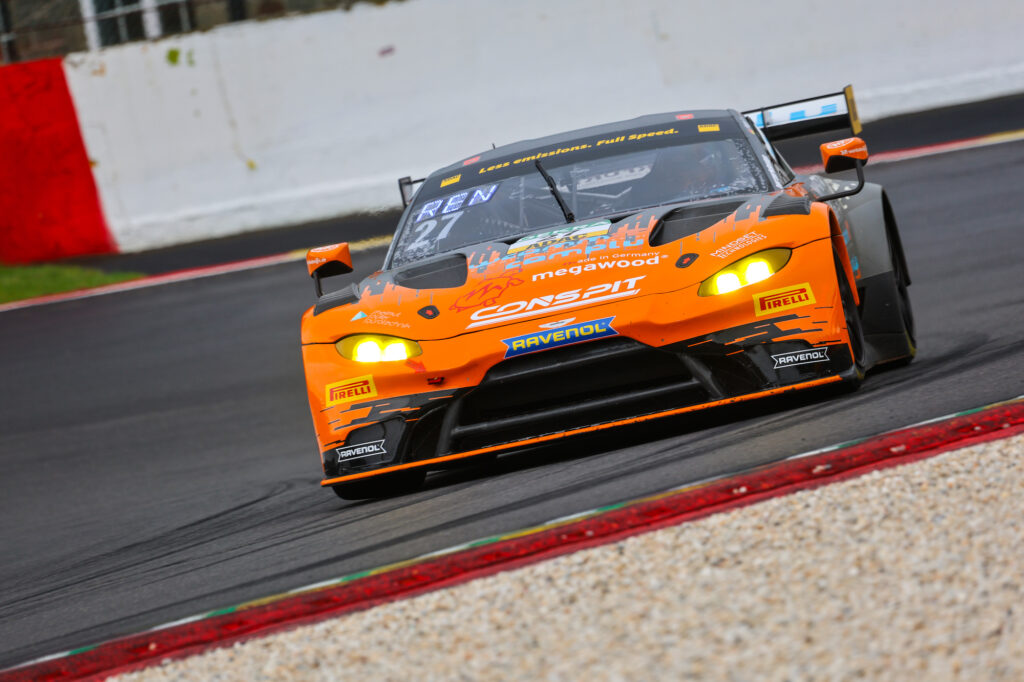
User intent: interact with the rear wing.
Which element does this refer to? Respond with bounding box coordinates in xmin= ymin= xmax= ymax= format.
xmin=744 ymin=85 xmax=861 ymax=142
xmin=398 ymin=176 xmax=425 ymax=208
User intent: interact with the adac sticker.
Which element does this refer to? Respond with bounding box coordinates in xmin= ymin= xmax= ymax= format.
xmin=501 ymin=317 xmax=617 ymax=358
xmin=753 ymin=282 xmax=816 ymax=317
xmin=325 ymin=375 xmax=378 ymax=407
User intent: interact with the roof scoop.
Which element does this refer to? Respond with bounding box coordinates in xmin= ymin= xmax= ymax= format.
xmin=393 ymin=253 xmax=468 ymax=289
xmin=649 ymin=200 xmax=745 ymax=247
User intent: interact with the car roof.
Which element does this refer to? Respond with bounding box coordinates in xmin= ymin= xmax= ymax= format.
xmin=427 ymin=109 xmax=740 ymax=179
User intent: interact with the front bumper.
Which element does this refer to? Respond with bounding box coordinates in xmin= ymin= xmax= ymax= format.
xmin=307 ymin=238 xmax=853 ymax=486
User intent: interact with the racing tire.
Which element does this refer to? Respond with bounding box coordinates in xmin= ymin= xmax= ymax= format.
xmin=332 ymin=468 xmax=427 ymax=500
xmin=835 ymin=251 xmax=865 ymax=388
xmin=881 ymin=229 xmax=917 ymax=367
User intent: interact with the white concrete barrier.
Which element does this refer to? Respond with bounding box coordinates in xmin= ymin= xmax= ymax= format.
xmin=61 ymin=0 xmax=1024 ymax=252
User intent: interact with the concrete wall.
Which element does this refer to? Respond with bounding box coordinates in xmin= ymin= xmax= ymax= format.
xmin=50 ymin=0 xmax=1024 ymax=252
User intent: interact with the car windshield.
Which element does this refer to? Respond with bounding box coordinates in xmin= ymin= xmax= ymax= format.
xmin=389 ymin=121 xmax=770 ymax=267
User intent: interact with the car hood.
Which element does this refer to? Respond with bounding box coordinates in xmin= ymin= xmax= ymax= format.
xmin=302 ymin=192 xmax=828 ymax=343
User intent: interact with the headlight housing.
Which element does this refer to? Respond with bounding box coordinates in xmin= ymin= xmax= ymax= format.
xmin=698 ymin=248 xmax=792 ymax=296
xmin=336 ymin=334 xmax=423 ymax=362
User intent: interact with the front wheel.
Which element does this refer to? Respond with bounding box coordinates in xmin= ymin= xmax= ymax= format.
xmin=835 ymin=252 xmax=865 ymax=388
xmin=883 ymin=229 xmax=917 ymax=366
xmin=332 ymin=468 xmax=426 ymax=500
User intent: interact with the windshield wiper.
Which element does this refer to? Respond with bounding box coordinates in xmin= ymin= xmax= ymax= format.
xmin=535 ymin=160 xmax=576 ymax=224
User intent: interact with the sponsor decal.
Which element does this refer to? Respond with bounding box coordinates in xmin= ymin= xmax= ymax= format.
xmin=595 ymin=127 xmax=678 ymax=148
xmin=772 ymin=347 xmax=830 ymax=369
xmin=325 ymin=375 xmax=378 ymax=407
xmin=414 ymin=183 xmax=499 ymax=223
xmin=539 ymin=317 xmax=575 ymax=329
xmin=335 ymin=439 xmax=387 ymax=461
xmin=753 ymin=282 xmax=816 ymax=317
xmin=508 ymin=221 xmax=611 ymax=255
xmin=531 ymin=255 xmax=664 ymax=282
xmin=450 ymin=275 xmax=524 ymax=312
xmin=469 ymin=230 xmax=652 ymax=274
xmin=502 ymin=317 xmax=617 ymax=358
xmin=463 ymin=155 xmax=481 ymax=166
xmin=310 ymin=244 xmax=341 ymax=253
xmin=440 ymin=174 xmax=461 ymax=188
xmin=467 ymin=276 xmax=644 ymax=329
xmin=418 ymin=305 xmax=440 ymax=319
xmin=478 ymin=143 xmax=593 ymax=175
xmin=675 ymin=113 xmax=695 ymax=120
xmin=710 ymin=231 xmax=766 ymax=258
xmin=354 ymin=310 xmax=411 ymax=329
xmin=698 ymin=123 xmax=720 ymax=133
xmin=577 ymin=165 xmax=652 ymax=190
xmin=477 ymin=127 xmax=680 ymax=175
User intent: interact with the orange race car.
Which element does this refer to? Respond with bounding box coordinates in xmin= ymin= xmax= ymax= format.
xmin=301 ymin=86 xmax=915 ymax=499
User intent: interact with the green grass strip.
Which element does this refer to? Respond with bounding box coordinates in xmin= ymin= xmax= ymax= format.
xmin=0 ymin=264 xmax=144 ymax=304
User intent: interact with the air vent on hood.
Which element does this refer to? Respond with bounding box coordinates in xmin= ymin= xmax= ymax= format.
xmin=649 ymin=200 xmax=745 ymax=246
xmin=314 ymin=283 xmax=360 ymax=316
xmin=763 ymin=193 xmax=812 ymax=217
xmin=393 ymin=253 xmax=468 ymax=290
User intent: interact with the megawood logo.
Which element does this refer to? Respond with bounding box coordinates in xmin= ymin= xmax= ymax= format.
xmin=502 ymin=317 xmax=618 ymax=358
xmin=771 ymin=347 xmax=830 ymax=369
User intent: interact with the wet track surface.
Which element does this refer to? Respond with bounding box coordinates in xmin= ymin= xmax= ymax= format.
xmin=2 ymin=140 xmax=1023 ymax=667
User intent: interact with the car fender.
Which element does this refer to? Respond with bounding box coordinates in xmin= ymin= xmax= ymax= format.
xmin=827 ymin=182 xmax=892 ymax=281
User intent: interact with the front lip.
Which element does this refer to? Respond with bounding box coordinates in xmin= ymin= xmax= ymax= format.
xmin=318 ymin=374 xmax=844 ymax=487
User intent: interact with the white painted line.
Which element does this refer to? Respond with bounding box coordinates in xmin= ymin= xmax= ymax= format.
xmin=0 ymin=235 xmax=394 ymax=313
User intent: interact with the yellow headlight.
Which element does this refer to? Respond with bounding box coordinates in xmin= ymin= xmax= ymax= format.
xmin=698 ymin=248 xmax=792 ymax=296
xmin=715 ymin=272 xmax=742 ymax=294
xmin=382 ymin=342 xmax=409 ymax=362
xmin=336 ymin=334 xmax=422 ymax=362
xmin=744 ymin=259 xmax=771 ymax=283
xmin=354 ymin=340 xmax=383 ymax=362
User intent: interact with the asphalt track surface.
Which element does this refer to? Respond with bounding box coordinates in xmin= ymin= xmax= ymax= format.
xmin=2 ymin=141 xmax=1024 ymax=669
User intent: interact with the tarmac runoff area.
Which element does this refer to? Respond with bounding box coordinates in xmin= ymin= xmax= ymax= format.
xmin=112 ymin=432 xmax=1024 ymax=682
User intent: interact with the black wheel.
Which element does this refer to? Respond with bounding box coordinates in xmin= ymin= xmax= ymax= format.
xmin=885 ymin=230 xmax=917 ymax=366
xmin=835 ymin=252 xmax=865 ymax=388
xmin=332 ymin=468 xmax=426 ymax=500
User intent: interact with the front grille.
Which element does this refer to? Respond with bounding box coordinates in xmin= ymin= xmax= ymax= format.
xmin=441 ymin=337 xmax=709 ymax=452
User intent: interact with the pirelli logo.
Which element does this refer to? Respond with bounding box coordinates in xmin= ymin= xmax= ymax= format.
xmin=325 ymin=375 xmax=377 ymax=407
xmin=440 ymin=173 xmax=461 ymax=187
xmin=753 ymin=283 xmax=816 ymax=316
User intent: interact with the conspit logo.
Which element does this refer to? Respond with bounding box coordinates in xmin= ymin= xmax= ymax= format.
xmin=753 ymin=282 xmax=816 ymax=317
xmin=325 ymin=375 xmax=378 ymax=407
xmin=466 ymin=276 xmax=644 ymax=329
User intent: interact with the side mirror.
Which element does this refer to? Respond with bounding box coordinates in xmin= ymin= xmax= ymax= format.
xmin=817 ymin=137 xmax=868 ymax=202
xmin=306 ymin=243 xmax=353 ymax=297
xmin=820 ymin=137 xmax=869 ymax=173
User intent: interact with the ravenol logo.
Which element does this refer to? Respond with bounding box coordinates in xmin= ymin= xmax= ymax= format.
xmin=502 ymin=317 xmax=617 ymax=358
xmin=753 ymin=282 xmax=816 ymax=317
xmin=772 ymin=347 xmax=830 ymax=369
xmin=325 ymin=375 xmax=378 ymax=407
